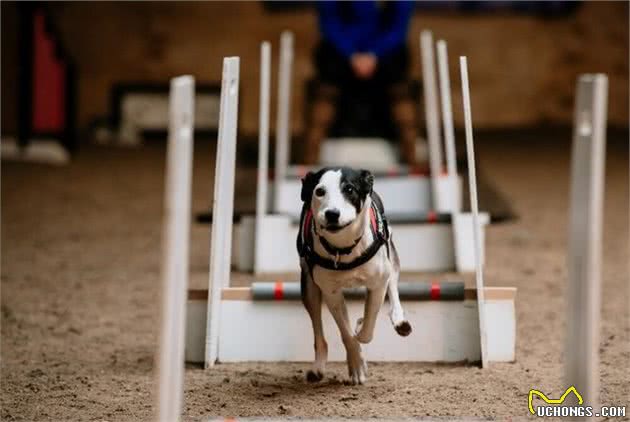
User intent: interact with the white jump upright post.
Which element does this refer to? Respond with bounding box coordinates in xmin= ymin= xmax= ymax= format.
xmin=459 ymin=56 xmax=488 ymax=368
xmin=436 ymin=40 xmax=460 ymax=213
xmin=273 ymin=31 xmax=294 ymax=211
xmin=420 ymin=30 xmax=443 ymax=210
xmin=255 ymin=42 xmax=272 ymax=272
xmin=565 ymin=74 xmax=608 ymax=411
xmin=205 ymin=57 xmax=240 ymax=368
xmin=156 ymin=76 xmax=195 ymax=422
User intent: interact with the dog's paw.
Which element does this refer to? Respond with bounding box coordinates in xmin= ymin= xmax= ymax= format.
xmin=395 ymin=320 xmax=412 ymax=337
xmin=346 ymin=355 xmax=368 ymax=385
xmin=306 ymin=369 xmax=324 ymax=383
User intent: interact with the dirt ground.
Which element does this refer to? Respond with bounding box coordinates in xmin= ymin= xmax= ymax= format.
xmin=1 ymin=131 xmax=628 ymax=421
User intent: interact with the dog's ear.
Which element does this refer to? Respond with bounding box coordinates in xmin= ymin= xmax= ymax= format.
xmin=300 ymin=171 xmax=318 ymax=202
xmin=358 ymin=169 xmax=374 ymax=196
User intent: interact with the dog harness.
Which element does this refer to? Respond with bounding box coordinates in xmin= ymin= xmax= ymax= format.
xmin=297 ymin=196 xmax=390 ymax=271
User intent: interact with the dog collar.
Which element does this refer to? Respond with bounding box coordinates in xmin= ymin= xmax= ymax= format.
xmin=316 ymin=232 xmax=363 ymax=257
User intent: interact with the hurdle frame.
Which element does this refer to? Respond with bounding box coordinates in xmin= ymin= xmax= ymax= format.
xmin=420 ymin=30 xmax=443 ymax=209
xmin=272 ymin=31 xmax=294 ymax=212
xmin=460 ymin=56 xmax=489 ymax=369
xmin=206 ymin=57 xmax=240 ymax=368
xmin=184 ymin=48 xmax=516 ymax=369
xmin=187 ymin=285 xmax=516 ymax=365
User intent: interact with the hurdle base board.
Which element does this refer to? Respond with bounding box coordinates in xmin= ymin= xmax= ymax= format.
xmin=272 ymin=173 xmax=462 ymax=220
xmin=234 ymin=212 xmax=489 ymax=274
xmin=184 ymin=287 xmax=516 ymax=364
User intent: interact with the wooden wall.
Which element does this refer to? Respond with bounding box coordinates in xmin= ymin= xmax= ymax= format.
xmin=1 ymin=1 xmax=628 ymax=136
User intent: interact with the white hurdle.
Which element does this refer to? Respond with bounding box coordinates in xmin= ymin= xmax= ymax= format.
xmin=420 ymin=30 xmax=443 ymax=209
xmin=255 ymin=42 xmax=272 ymax=273
xmin=205 ymin=57 xmax=240 ymax=368
xmin=565 ymin=74 xmax=608 ymax=410
xmin=273 ymin=31 xmax=294 ymax=212
xmin=156 ymin=76 xmax=195 ymax=422
xmin=436 ymin=40 xmax=460 ymax=213
xmin=460 ymin=56 xmax=489 ymax=369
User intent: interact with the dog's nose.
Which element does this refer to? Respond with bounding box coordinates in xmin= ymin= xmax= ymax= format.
xmin=325 ymin=209 xmax=340 ymax=224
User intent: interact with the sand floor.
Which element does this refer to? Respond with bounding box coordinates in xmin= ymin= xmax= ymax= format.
xmin=1 ymin=132 xmax=628 ymax=421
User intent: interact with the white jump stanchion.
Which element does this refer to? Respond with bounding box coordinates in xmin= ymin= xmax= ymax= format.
xmin=436 ymin=40 xmax=460 ymax=213
xmin=273 ymin=31 xmax=294 ymax=211
xmin=459 ymin=56 xmax=488 ymax=369
xmin=255 ymin=42 xmax=272 ymax=273
xmin=420 ymin=30 xmax=443 ymax=209
xmin=565 ymin=74 xmax=608 ymax=411
xmin=205 ymin=57 xmax=240 ymax=368
xmin=156 ymin=75 xmax=195 ymax=422
xmin=437 ymin=40 xmax=457 ymax=181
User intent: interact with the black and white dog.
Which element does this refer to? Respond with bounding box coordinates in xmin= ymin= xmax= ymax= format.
xmin=297 ymin=167 xmax=412 ymax=385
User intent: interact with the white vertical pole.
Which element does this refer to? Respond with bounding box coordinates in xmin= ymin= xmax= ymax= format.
xmin=565 ymin=74 xmax=607 ymax=412
xmin=255 ymin=42 xmax=272 ymax=273
xmin=420 ymin=30 xmax=442 ymax=209
xmin=459 ymin=57 xmax=488 ymax=369
xmin=205 ymin=57 xmax=240 ymax=368
xmin=274 ymin=30 xmax=294 ymax=211
xmin=436 ymin=40 xmax=457 ymax=182
xmin=157 ymin=75 xmax=195 ymax=422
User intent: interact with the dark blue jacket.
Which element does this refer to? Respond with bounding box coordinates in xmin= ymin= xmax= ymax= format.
xmin=317 ymin=1 xmax=414 ymax=59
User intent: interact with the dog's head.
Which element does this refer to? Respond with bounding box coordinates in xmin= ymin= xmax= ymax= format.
xmin=301 ymin=167 xmax=374 ymax=234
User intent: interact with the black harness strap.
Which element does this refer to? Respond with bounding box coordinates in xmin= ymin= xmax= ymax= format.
xmin=318 ymin=233 xmax=363 ymax=256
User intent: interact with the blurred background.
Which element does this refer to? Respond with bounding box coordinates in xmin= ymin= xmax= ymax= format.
xmin=1 ymin=1 xmax=628 ymax=149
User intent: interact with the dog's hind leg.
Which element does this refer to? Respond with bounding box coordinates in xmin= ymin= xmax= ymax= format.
xmin=387 ymin=242 xmax=412 ymax=336
xmin=354 ymin=284 xmax=387 ymax=344
xmin=322 ymin=289 xmax=367 ymax=385
xmin=301 ymin=270 xmax=327 ymax=382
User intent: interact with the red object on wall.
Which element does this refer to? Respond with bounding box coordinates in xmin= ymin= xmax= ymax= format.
xmin=32 ymin=11 xmax=65 ymax=132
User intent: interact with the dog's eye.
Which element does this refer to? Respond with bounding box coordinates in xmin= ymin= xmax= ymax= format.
xmin=315 ymin=187 xmax=326 ymax=197
xmin=343 ymin=185 xmax=355 ymax=195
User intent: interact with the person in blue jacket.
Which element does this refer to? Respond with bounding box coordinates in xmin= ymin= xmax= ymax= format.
xmin=304 ymin=1 xmax=420 ymax=165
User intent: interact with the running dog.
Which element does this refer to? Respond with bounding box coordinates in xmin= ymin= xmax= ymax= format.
xmin=297 ymin=167 xmax=412 ymax=385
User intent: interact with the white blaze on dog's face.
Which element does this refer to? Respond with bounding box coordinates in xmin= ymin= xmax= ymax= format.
xmin=301 ymin=167 xmax=374 ymax=234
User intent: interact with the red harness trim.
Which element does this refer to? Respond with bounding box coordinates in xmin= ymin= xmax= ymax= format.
xmin=369 ymin=206 xmax=378 ymax=232
xmin=303 ymin=210 xmax=313 ymax=240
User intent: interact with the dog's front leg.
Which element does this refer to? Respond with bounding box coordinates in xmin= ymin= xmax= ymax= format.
xmin=301 ymin=270 xmax=328 ymax=382
xmin=386 ymin=242 xmax=412 ymax=336
xmin=322 ymin=289 xmax=367 ymax=385
xmin=354 ymin=284 xmax=387 ymax=344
